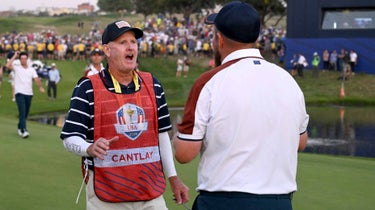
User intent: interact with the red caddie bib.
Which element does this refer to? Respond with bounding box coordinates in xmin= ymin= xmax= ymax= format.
xmin=90 ymin=71 xmax=166 ymax=202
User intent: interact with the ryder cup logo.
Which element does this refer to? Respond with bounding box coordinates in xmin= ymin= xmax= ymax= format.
xmin=114 ymin=103 xmax=148 ymax=140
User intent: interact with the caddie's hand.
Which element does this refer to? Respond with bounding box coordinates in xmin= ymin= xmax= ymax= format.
xmin=39 ymin=86 xmax=45 ymax=93
xmin=87 ymin=136 xmax=119 ymax=160
xmin=169 ymin=176 xmax=189 ymax=204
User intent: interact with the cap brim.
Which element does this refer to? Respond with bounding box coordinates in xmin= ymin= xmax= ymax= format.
xmin=103 ymin=27 xmax=144 ymax=44
xmin=204 ymin=13 xmax=217 ymax=25
xmin=91 ymin=52 xmax=103 ymax=56
xmin=113 ymin=28 xmax=143 ymax=40
xmin=130 ymin=28 xmax=144 ymax=39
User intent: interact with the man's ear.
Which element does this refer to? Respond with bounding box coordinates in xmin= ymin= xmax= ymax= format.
xmin=217 ymin=32 xmax=225 ymax=48
xmin=102 ymin=44 xmax=110 ymax=57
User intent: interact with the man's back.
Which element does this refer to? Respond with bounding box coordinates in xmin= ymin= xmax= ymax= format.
xmin=194 ymin=49 xmax=308 ymax=194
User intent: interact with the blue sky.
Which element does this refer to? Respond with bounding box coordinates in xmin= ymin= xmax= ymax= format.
xmin=0 ymin=0 xmax=98 ymax=11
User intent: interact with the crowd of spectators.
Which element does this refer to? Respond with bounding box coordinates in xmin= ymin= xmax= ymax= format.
xmin=2 ymin=14 xmax=361 ymax=81
xmin=0 ymin=14 xmax=287 ymax=63
xmin=290 ymin=48 xmax=358 ymax=79
xmin=0 ymin=28 xmax=102 ymax=62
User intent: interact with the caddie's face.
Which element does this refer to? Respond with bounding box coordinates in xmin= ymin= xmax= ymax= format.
xmin=104 ymin=31 xmax=138 ymax=73
xmin=91 ymin=53 xmax=103 ymax=65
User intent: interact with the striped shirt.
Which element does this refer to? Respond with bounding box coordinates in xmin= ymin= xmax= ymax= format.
xmin=60 ymin=68 xmax=172 ymax=144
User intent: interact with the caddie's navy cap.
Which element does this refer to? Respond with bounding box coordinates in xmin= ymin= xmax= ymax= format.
xmin=90 ymin=48 xmax=104 ymax=56
xmin=102 ymin=20 xmax=143 ymax=44
xmin=204 ymin=1 xmax=260 ymax=43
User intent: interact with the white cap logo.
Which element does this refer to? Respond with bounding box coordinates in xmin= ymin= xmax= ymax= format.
xmin=115 ymin=20 xmax=131 ymax=28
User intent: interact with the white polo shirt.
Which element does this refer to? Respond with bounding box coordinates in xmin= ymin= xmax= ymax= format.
xmin=87 ymin=63 xmax=104 ymax=76
xmin=12 ymin=60 xmax=39 ymax=95
xmin=177 ymin=49 xmax=309 ymax=194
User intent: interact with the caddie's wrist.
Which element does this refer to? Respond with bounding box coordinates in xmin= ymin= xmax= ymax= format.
xmin=86 ymin=144 xmax=94 ymax=157
xmin=168 ymin=175 xmax=179 ymax=183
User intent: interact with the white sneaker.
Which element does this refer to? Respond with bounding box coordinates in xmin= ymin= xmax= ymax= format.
xmin=22 ymin=130 xmax=30 ymax=138
xmin=18 ymin=129 xmax=23 ymax=137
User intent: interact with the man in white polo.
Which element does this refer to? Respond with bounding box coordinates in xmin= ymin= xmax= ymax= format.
xmin=173 ymin=1 xmax=309 ymax=210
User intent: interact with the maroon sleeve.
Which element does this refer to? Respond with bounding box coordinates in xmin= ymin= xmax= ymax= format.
xmin=177 ymin=61 xmax=236 ymax=135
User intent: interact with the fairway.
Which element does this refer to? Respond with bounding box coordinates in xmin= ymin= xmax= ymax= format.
xmin=0 ymin=56 xmax=374 ymax=209
xmin=0 ymin=14 xmax=374 ymax=209
xmin=0 ymin=115 xmax=374 ymax=209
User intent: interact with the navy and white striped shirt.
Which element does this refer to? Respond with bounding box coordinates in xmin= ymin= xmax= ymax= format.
xmin=60 ymin=68 xmax=172 ymax=143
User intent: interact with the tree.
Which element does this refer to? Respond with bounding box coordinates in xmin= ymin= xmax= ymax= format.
xmin=134 ymin=0 xmax=161 ymax=21
xmin=216 ymin=0 xmax=287 ymax=27
xmin=160 ymin=0 xmax=217 ymax=23
xmin=97 ymin=0 xmax=135 ymax=13
xmin=96 ymin=0 xmax=286 ymax=27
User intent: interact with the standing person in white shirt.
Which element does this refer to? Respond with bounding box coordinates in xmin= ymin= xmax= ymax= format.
xmin=176 ymin=57 xmax=184 ymax=77
xmin=47 ymin=63 xmax=61 ymax=100
xmin=173 ymin=1 xmax=309 ymax=210
xmin=84 ymin=48 xmax=104 ymax=76
xmin=6 ymin=51 xmax=45 ymax=138
xmin=296 ymin=52 xmax=307 ymax=77
xmin=349 ymin=49 xmax=358 ymax=75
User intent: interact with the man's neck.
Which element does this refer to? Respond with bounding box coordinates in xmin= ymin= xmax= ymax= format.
xmin=109 ymin=69 xmax=134 ymax=86
xmin=93 ymin=63 xmax=102 ymax=71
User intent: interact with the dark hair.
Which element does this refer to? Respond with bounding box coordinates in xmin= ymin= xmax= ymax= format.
xmin=19 ymin=52 xmax=28 ymax=59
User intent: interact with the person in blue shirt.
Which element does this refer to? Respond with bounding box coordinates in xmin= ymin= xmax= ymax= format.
xmin=47 ymin=63 xmax=60 ymax=100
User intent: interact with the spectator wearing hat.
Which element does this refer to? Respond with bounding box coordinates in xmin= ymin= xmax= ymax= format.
xmin=312 ymin=52 xmax=321 ymax=78
xmin=173 ymin=1 xmax=309 ymax=210
xmin=61 ymin=20 xmax=189 ymax=210
xmin=296 ymin=52 xmax=307 ymax=77
xmin=84 ymin=48 xmax=104 ymax=76
xmin=47 ymin=63 xmax=60 ymax=100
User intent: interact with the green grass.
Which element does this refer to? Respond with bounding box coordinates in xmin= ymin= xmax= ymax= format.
xmin=0 ymin=57 xmax=374 ymax=209
xmin=294 ymin=70 xmax=375 ymax=106
xmin=295 ymin=154 xmax=375 ymax=210
xmin=0 ymin=117 xmax=85 ymax=210
xmin=0 ymin=15 xmax=375 ymax=209
xmin=0 ymin=117 xmax=374 ymax=209
xmin=0 ymin=14 xmax=141 ymax=35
